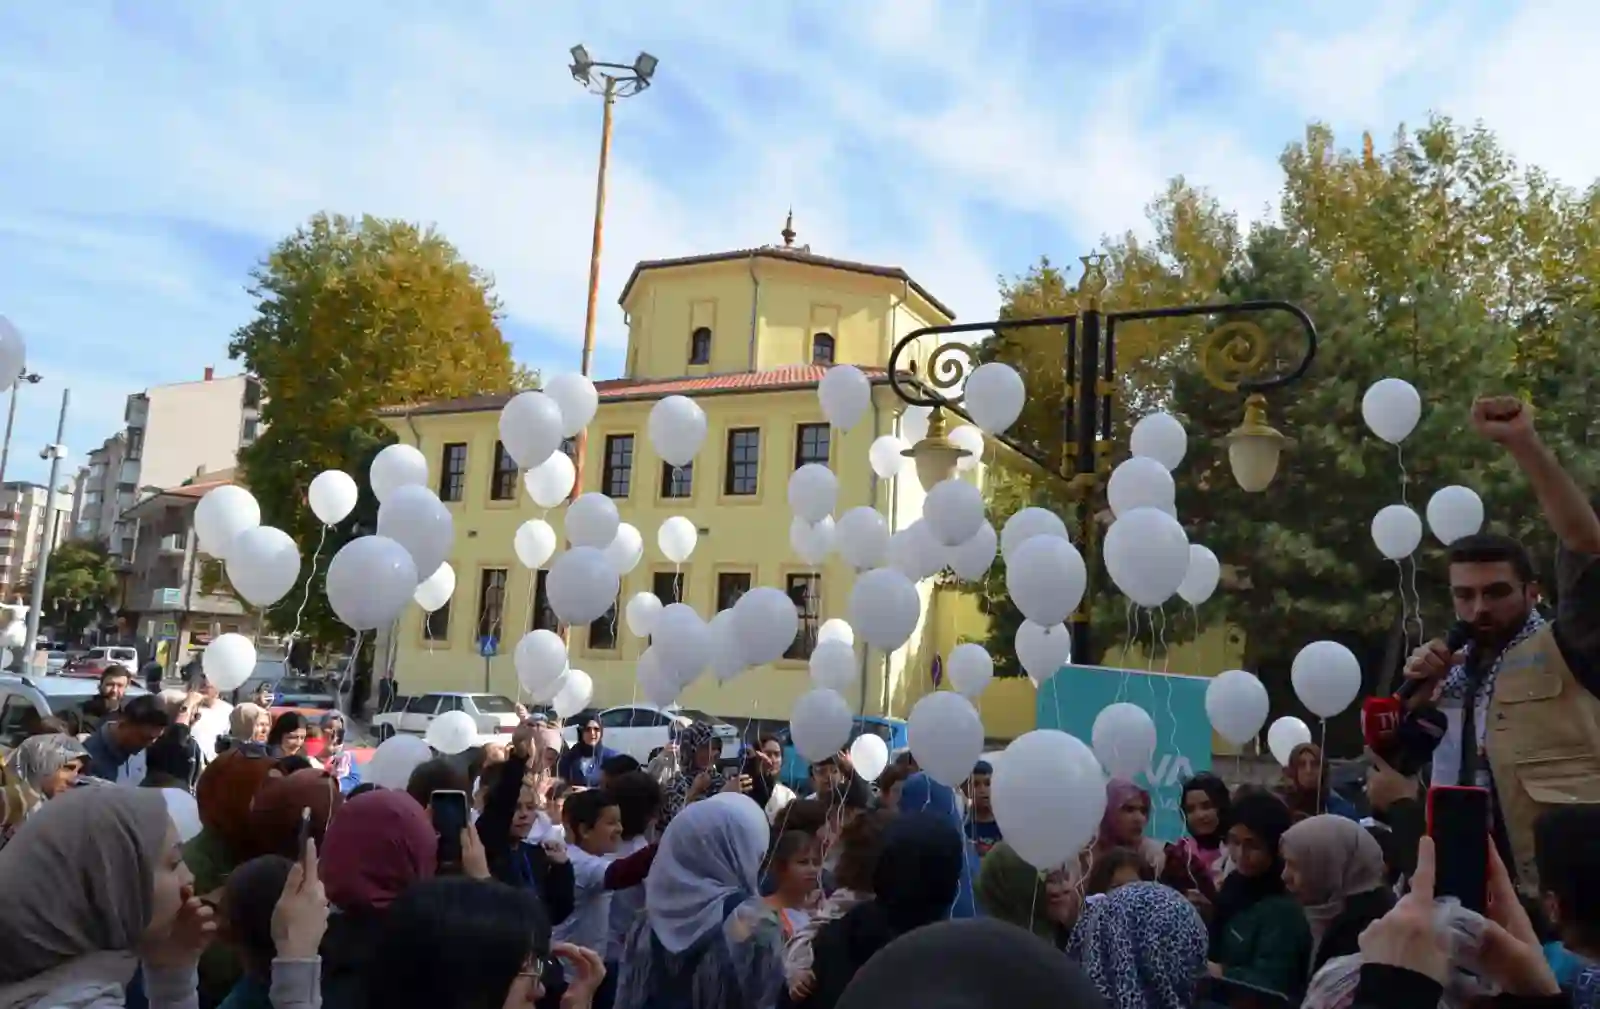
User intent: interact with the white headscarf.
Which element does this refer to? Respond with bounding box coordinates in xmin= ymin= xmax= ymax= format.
xmin=643 ymin=792 xmax=769 ymax=954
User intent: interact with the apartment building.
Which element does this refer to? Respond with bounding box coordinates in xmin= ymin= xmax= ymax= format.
xmin=0 ymin=481 xmax=76 ymax=597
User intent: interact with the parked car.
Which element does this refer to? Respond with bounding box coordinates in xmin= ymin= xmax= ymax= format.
xmin=561 ymin=704 xmax=741 ymax=765
xmin=60 ymin=656 xmax=115 ymax=680
xmin=774 ymin=715 xmax=909 ymax=790
xmin=232 ymin=660 xmax=290 ymax=704
xmin=370 ymin=692 xmax=521 ymax=742
xmin=0 ymin=673 xmax=149 ymax=748
xmin=85 ymin=646 xmax=139 ymax=674
xmin=274 ymin=675 xmax=339 ymax=711
xmin=44 ymin=651 xmax=69 ymax=673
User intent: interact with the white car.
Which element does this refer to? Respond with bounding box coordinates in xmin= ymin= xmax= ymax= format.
xmin=370 ymin=691 xmax=522 ymax=744
xmin=0 ymin=673 xmax=148 ymax=747
xmin=563 ymin=705 xmax=742 ymax=764
xmin=86 ymin=646 xmax=139 ymax=674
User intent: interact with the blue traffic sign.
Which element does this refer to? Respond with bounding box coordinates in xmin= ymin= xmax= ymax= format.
xmin=478 ymin=636 xmax=499 ymax=658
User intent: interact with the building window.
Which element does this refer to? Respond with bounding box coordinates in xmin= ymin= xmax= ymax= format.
xmin=423 ymin=600 xmax=451 ymax=642
xmin=660 ymin=461 xmax=693 ymax=499
xmin=652 ymin=570 xmax=684 ymax=606
xmin=602 ymin=435 xmax=634 ymax=498
xmin=785 ymin=573 xmax=821 ymax=660
xmin=476 ymin=568 xmax=508 ymax=646
xmin=240 ymin=418 xmax=259 ymax=445
xmin=589 ymin=597 xmax=620 ymax=650
xmin=243 ymin=378 xmax=263 ymax=409
xmin=440 ymin=443 xmax=468 ymax=502
xmin=716 ymin=572 xmax=751 ymax=611
xmin=561 ymin=437 xmax=578 ymax=462
xmin=490 ymin=441 xmax=518 ymax=501
xmin=126 ymin=427 xmax=145 ymax=461
xmin=812 ymin=333 xmax=836 ymax=365
xmin=690 ymin=327 xmax=712 ymax=365
xmin=794 ymin=423 xmax=830 ymax=468
xmin=530 ymin=570 xmax=558 ymax=632
xmin=724 ymin=429 xmax=760 ymax=496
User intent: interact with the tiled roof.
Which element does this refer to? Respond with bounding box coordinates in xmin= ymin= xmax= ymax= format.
xmin=618 ymin=247 xmax=956 ymax=322
xmin=379 ymin=365 xmax=892 ymax=418
xmin=164 ymin=478 xmax=233 ymax=499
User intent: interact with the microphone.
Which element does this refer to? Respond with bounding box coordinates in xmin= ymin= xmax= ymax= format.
xmin=1365 ymin=621 xmax=1469 ymax=775
xmin=1394 ymin=619 xmax=1474 ymax=701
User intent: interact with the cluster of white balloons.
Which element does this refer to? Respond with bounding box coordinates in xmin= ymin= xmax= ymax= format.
xmin=1103 ymin=413 xmax=1221 ymax=611
xmin=1200 ymin=637 xmax=1361 ymax=772
xmin=1363 ymin=378 xmax=1487 ymax=560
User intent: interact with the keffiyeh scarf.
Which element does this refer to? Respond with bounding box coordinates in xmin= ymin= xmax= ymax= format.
xmin=1434 ymin=609 xmax=1546 ymax=788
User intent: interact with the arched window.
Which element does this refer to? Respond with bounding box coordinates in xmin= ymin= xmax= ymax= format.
xmin=811 ymin=333 xmax=835 ymax=365
xmin=690 ymin=327 xmax=712 ymax=365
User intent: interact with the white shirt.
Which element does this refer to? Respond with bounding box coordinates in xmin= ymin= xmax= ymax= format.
xmin=554 ymin=846 xmax=616 ymax=953
xmin=188 ymin=702 xmax=233 ymax=764
xmin=605 ymin=835 xmax=651 ymax=962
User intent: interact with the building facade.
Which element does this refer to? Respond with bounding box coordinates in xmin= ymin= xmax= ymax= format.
xmin=377 ymin=232 xmax=1000 ymax=723
xmin=0 ymin=481 xmax=75 ymax=597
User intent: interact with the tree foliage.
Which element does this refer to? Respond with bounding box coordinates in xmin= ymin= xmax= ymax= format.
xmin=229 ymin=212 xmax=521 ymax=647
xmin=21 ymin=541 xmax=119 ymax=638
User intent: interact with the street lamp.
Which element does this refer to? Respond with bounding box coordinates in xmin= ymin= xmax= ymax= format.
xmin=887 ymin=254 xmax=1317 ymax=661
xmin=0 ymin=368 xmax=44 ymax=488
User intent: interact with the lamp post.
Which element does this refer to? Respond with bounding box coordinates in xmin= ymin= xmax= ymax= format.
xmin=0 ymin=368 xmax=45 ymax=488
xmin=22 ymin=389 xmax=70 ymax=670
xmin=888 ymin=254 xmax=1318 ymax=664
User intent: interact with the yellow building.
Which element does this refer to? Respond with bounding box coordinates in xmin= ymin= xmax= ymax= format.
xmin=379 ymin=225 xmax=1017 ymax=727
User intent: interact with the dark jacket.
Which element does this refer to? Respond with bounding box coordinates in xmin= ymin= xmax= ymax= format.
xmin=493 ymin=842 xmax=577 ymax=926
xmin=1211 ymin=892 xmax=1313 ymax=997
xmin=318 ymin=908 xmax=384 ymax=1009
xmin=81 ymin=721 xmax=136 ymax=781
xmin=1351 ymin=962 xmax=1571 ymax=1009
xmin=1314 ymin=886 xmax=1396 ymax=974
xmin=556 ymin=744 xmax=619 ymax=788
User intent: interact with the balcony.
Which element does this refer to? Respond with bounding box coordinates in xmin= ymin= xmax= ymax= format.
xmin=118 ymin=459 xmax=141 ymax=485
xmin=125 ymin=395 xmax=148 ymax=427
xmin=159 ymin=533 xmax=188 ymax=553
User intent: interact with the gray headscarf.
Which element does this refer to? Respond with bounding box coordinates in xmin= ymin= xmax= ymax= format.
xmin=642 ymin=791 xmax=769 ymax=953
xmin=0 ymin=786 xmax=172 ymax=984
xmin=4 ymin=734 xmax=88 ymax=792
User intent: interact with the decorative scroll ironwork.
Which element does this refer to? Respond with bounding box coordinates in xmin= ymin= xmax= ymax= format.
xmin=1197 ymin=320 xmax=1272 ymax=393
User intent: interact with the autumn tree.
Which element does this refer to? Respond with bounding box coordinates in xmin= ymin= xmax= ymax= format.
xmin=229 ymin=212 xmax=524 ymax=647
xmin=19 ymin=541 xmax=119 ymax=638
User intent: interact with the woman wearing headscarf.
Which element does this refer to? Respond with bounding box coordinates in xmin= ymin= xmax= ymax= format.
xmin=225 ymin=704 xmax=270 ymax=751
xmin=1281 ymin=815 xmax=1393 ymax=974
xmin=788 ymin=810 xmax=967 ymax=1009
xmin=1 ymin=733 xmax=88 ymax=849
xmin=975 ymin=841 xmax=1079 ymax=947
xmin=895 ymin=773 xmax=978 ymax=918
xmin=1093 ymin=778 xmax=1167 ymax=876
xmin=1164 ymin=773 xmax=1232 ymax=892
xmin=245 ymin=768 xmax=343 ymax=861
xmin=558 ymin=714 xmax=619 ymax=789
xmin=1278 ymin=743 xmax=1359 ymax=822
xmin=1069 ymin=881 xmax=1209 ymax=1009
xmin=317 ymin=789 xmax=440 ymax=1009
xmin=614 ymin=793 xmax=782 ymax=1009
xmin=660 ymin=722 xmax=730 ymax=829
xmin=1205 ymin=791 xmax=1311 ymax=998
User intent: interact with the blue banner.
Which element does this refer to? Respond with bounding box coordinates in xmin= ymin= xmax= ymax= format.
xmin=1036 ymin=664 xmax=1213 ymax=842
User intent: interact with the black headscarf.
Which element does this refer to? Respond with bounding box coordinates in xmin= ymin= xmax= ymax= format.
xmin=1179 ymin=772 xmax=1232 ymax=849
xmin=843 ymin=811 xmax=965 ymax=954
xmin=1209 ymin=790 xmax=1292 ymax=949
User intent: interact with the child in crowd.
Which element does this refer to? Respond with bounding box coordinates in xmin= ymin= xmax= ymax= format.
xmin=1085 ymin=846 xmax=1154 ymax=897
xmin=763 ymin=830 xmax=822 ymax=938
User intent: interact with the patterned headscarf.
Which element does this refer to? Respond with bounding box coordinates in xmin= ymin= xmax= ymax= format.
xmin=661 ymin=722 xmax=725 ymax=828
xmin=1068 ymin=881 xmax=1207 ymax=1009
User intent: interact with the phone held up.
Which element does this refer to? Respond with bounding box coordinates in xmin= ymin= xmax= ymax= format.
xmin=1426 ymin=785 xmax=1491 ymax=914
xmin=431 ymin=789 xmax=470 ymax=868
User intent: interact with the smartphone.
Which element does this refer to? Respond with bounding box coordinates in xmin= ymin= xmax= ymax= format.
xmin=295 ymin=808 xmax=312 ymax=858
xmin=1426 ymin=785 xmax=1490 ymax=913
xmin=431 ymin=789 xmax=470 ymax=867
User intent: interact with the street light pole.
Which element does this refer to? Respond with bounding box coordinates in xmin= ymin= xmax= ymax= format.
xmin=22 ymin=388 xmax=70 ymax=670
xmin=0 ymin=368 xmax=45 ymax=488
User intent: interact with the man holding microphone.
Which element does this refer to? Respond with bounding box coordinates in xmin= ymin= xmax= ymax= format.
xmin=1394 ymin=396 xmax=1600 ymax=888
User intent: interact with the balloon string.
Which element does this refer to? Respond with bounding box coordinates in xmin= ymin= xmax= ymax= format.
xmin=1158 ymin=606 xmax=1178 ymax=785
xmin=1316 ymin=719 xmax=1328 ymax=816
xmin=1145 ymin=608 xmax=1157 ymax=673
xmin=1394 ymin=560 xmax=1412 ymax=654
xmin=337 ymin=629 xmax=364 ymax=708
xmin=1408 ymin=555 xmax=1426 ymax=646
xmin=288 ymin=524 xmax=329 ymax=646
xmin=1396 ymin=444 xmax=1409 ymax=508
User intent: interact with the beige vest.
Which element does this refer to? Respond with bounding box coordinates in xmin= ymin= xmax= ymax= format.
xmin=1485 ymin=624 xmax=1600 ymax=889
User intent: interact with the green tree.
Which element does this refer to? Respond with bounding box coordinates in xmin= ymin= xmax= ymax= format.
xmin=229 ymin=212 xmax=522 ymax=647
xmin=20 ymin=541 xmax=119 ymax=638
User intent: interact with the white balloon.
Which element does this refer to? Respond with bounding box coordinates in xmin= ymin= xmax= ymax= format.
xmin=949 ymin=425 xmax=985 ymax=472
xmin=544 ymin=373 xmax=599 ymax=437
xmin=636 ymin=647 xmax=679 ymax=707
xmin=499 ymin=391 xmax=564 ymax=468
xmin=788 ymin=464 xmax=838 ymax=524
xmin=1107 ymin=457 xmax=1176 ymax=518
xmin=964 ymin=362 xmax=1025 ymax=434
xmin=649 ymin=395 xmax=708 ymax=467
xmin=1267 ymin=716 xmax=1313 ymax=766
xmin=848 ymin=734 xmax=890 ymax=781
xmin=1000 ymin=508 xmax=1070 ymax=561
xmin=1104 ymin=507 xmax=1190 ymax=608
xmin=603 ymin=523 xmax=644 ymax=575
xmin=848 ymin=568 xmax=922 ymax=651
xmin=625 ymin=591 xmax=664 ymax=638
xmin=194 ymin=485 xmax=261 ymax=560
xmin=1362 ymin=378 xmax=1422 ymax=445
xmin=369 ymin=444 xmax=429 ymax=504
xmin=790 ymin=688 xmax=854 ymax=762
xmin=734 ymin=586 xmax=800 ymax=666
xmin=566 ymin=493 xmax=620 ymax=550
xmin=1130 ymin=412 xmax=1188 ymax=471
xmin=550 ymin=668 xmax=595 ymax=720
xmin=515 ymin=629 xmax=568 ymax=696
xmin=1291 ymin=640 xmax=1363 ymax=719
xmin=327 ymin=536 xmax=418 ymax=630
xmin=887 ymin=520 xmax=945 ymax=582
xmin=1005 ymin=536 xmax=1088 ymax=626
xmin=809 ymin=639 xmax=858 ymax=693
xmin=991 ymin=730 xmax=1107 ymax=869
xmin=946 ymin=643 xmax=994 ymax=698
xmin=524 ymin=452 xmax=577 ymax=509
xmin=377 ymin=484 xmax=454 ymax=581
xmin=0 ymin=316 xmax=26 ymax=394
xmin=1178 ymin=545 xmax=1221 ymax=606
xmin=365 ymin=735 xmax=434 ymax=789
xmin=790 ymin=515 xmax=835 ymax=566
xmin=835 ymin=507 xmax=890 ymax=571
xmin=924 ymin=478 xmax=985 ymax=547
xmin=1426 ymin=485 xmax=1485 ymax=546
xmin=908 ymin=691 xmax=984 ymax=786
xmin=514 ymin=519 xmax=558 ymax=570
xmin=162 ymin=789 xmax=202 ymax=843
xmin=708 ymin=609 xmax=747 ymax=684
xmin=817 ymin=618 xmax=854 ymax=648
xmin=308 ymin=470 xmax=359 ymax=526
xmin=658 ymin=516 xmax=699 ymax=564
xmin=1015 ymin=621 xmax=1072 ymax=687
xmin=201 ymin=632 xmax=256 ymax=691
xmin=225 ymin=526 xmax=302 ymax=607
xmin=949 ymin=521 xmax=998 ymax=582
xmin=818 ymin=365 xmax=871 ymax=431
xmin=900 ymin=405 xmax=931 ymax=444
xmin=1091 ymin=702 xmax=1157 ymax=778
xmin=414 ymin=561 xmax=457 ymax=613
xmin=654 ymin=603 xmax=711 ymax=683
xmin=1205 ymin=669 xmax=1270 ymax=746
xmin=869 ymin=435 xmax=909 ymax=479
xmin=546 ymin=547 xmax=619 ymax=625
xmin=426 ymin=710 xmax=479 ymax=754
xmin=1371 ymin=504 xmax=1423 ymax=560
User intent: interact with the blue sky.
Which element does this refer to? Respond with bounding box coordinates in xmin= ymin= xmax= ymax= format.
xmin=1 ymin=0 xmax=1595 ymax=485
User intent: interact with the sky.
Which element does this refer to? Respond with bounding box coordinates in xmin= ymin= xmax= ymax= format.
xmin=3 ymin=0 xmax=1599 ymax=486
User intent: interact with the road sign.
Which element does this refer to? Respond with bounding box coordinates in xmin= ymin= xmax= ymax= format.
xmin=478 ymin=636 xmax=499 ymax=658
